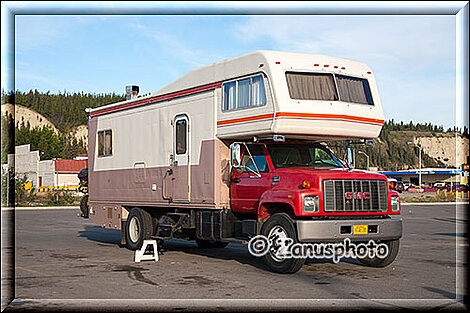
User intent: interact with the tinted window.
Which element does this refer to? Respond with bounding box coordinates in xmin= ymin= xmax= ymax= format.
xmin=241 ymin=145 xmax=268 ymax=173
xmin=336 ymin=75 xmax=374 ymax=105
xmin=286 ymin=72 xmax=338 ymax=101
xmin=97 ymin=130 xmax=112 ymax=157
xmin=223 ymin=81 xmax=236 ymax=111
xmin=222 ymin=74 xmax=267 ymax=111
xmin=176 ymin=119 xmax=187 ymax=155
xmin=286 ymin=72 xmax=374 ymax=105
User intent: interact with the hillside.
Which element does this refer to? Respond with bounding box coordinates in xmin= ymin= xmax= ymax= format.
xmin=2 ymin=103 xmax=59 ymax=134
xmin=70 ymin=125 xmax=88 ymax=149
xmin=2 ymin=90 xmax=125 ymax=132
xmin=1 ymin=105 xmax=88 ymax=162
xmin=374 ymin=130 xmax=467 ymax=170
xmin=415 ymin=133 xmax=468 ymax=168
xmin=2 ymin=103 xmax=87 ymax=146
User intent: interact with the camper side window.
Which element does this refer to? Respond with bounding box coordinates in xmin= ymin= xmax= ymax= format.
xmin=176 ymin=119 xmax=187 ymax=155
xmin=222 ymin=74 xmax=266 ymax=111
xmin=97 ymin=130 xmax=112 ymax=157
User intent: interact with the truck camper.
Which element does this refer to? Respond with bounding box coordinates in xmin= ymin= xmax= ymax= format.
xmin=84 ymin=51 xmax=402 ymax=273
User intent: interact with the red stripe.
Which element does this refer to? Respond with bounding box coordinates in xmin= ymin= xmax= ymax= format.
xmin=90 ymin=82 xmax=222 ymax=117
xmin=217 ymin=112 xmax=384 ymax=127
xmin=275 ymin=112 xmax=384 ymax=125
xmin=217 ymin=113 xmax=274 ymax=126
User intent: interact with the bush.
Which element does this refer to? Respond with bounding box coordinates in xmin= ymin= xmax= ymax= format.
xmin=14 ymin=174 xmax=29 ymax=204
xmin=46 ymin=190 xmax=76 ymax=205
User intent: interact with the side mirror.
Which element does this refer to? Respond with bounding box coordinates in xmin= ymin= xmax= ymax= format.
xmin=347 ymin=147 xmax=354 ymax=168
xmin=230 ymin=143 xmax=242 ymax=168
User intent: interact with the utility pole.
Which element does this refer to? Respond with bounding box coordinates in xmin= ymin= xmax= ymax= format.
xmin=419 ymin=145 xmax=422 ymax=190
xmin=407 ymin=141 xmax=422 ymax=192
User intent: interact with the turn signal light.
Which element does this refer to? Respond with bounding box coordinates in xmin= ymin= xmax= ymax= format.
xmin=301 ymin=180 xmax=311 ymax=189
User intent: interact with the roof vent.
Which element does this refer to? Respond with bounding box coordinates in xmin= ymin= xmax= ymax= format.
xmin=125 ymin=85 xmax=139 ymax=100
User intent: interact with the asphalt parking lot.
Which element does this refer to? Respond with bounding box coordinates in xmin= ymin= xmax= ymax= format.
xmin=2 ymin=203 xmax=467 ymax=311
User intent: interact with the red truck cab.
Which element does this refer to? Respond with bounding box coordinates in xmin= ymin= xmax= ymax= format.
xmin=230 ymin=141 xmax=402 ymax=273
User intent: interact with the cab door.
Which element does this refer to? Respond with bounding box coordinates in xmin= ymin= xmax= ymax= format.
xmin=230 ymin=144 xmax=272 ymax=214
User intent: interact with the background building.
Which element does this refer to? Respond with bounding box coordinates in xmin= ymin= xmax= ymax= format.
xmin=8 ymin=144 xmax=87 ymax=188
xmin=379 ymin=168 xmax=465 ymax=185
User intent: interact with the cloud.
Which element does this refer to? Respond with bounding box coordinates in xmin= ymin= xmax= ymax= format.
xmin=233 ymin=15 xmax=457 ymax=128
xmin=234 ymin=16 xmax=455 ymax=72
xmin=379 ymin=74 xmax=456 ymax=127
xmin=15 ymin=15 xmax=95 ymax=51
xmin=127 ymin=21 xmax=227 ymax=69
xmin=14 ymin=70 xmax=65 ymax=91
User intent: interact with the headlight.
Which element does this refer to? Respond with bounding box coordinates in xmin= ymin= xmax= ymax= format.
xmin=391 ymin=195 xmax=400 ymax=212
xmin=304 ymin=195 xmax=319 ymax=213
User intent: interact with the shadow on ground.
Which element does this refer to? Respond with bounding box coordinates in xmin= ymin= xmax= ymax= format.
xmin=78 ymin=225 xmax=121 ymax=245
xmin=77 ymin=225 xmax=365 ymax=272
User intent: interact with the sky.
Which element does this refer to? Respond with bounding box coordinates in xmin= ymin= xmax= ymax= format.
xmin=2 ymin=2 xmax=467 ymax=130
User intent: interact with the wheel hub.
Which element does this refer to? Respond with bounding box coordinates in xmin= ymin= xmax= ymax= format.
xmin=267 ymin=225 xmax=290 ymax=262
xmin=128 ymin=216 xmax=141 ymax=243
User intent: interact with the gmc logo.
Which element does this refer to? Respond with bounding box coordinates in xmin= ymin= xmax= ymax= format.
xmin=345 ymin=192 xmax=370 ymax=200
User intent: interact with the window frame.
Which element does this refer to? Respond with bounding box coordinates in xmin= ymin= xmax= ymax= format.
xmin=239 ymin=144 xmax=270 ymax=174
xmin=285 ymin=70 xmax=375 ymax=106
xmin=97 ymin=129 xmax=113 ymax=157
xmin=221 ymin=73 xmax=267 ymax=112
xmin=334 ymin=74 xmax=374 ymax=105
xmin=175 ymin=118 xmax=187 ymax=155
xmin=285 ymin=71 xmax=339 ymax=102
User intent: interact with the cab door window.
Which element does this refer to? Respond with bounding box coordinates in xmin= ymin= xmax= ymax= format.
xmin=240 ymin=145 xmax=268 ymax=173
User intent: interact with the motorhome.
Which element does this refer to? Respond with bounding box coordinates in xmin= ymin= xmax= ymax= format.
xmin=84 ymin=51 xmax=402 ymax=273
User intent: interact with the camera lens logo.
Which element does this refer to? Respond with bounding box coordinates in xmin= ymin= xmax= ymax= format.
xmin=248 ymin=235 xmax=270 ymax=257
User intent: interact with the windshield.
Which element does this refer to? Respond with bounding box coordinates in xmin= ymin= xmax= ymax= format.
xmin=267 ymin=144 xmax=345 ymax=169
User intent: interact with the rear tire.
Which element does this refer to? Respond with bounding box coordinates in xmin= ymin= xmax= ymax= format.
xmin=358 ymin=239 xmax=400 ymax=267
xmin=260 ymin=213 xmax=305 ymax=274
xmin=195 ymin=239 xmax=229 ymax=249
xmin=125 ymin=208 xmax=155 ymax=250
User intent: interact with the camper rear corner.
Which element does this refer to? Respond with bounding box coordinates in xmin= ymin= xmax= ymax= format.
xmin=87 ymin=87 xmax=232 ymax=228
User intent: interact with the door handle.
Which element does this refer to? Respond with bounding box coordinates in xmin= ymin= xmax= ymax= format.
xmin=231 ymin=178 xmax=240 ymax=183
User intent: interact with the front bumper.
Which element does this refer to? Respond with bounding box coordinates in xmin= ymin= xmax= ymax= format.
xmin=296 ymin=218 xmax=402 ymax=242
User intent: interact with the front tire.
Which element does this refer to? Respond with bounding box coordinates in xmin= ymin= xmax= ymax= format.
xmin=125 ymin=208 xmax=155 ymax=250
xmin=358 ymin=239 xmax=400 ymax=267
xmin=260 ymin=213 xmax=305 ymax=274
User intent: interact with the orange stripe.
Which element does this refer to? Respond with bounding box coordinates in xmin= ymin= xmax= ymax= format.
xmin=275 ymin=112 xmax=384 ymax=125
xmin=217 ymin=113 xmax=274 ymax=126
xmin=217 ymin=112 xmax=384 ymax=127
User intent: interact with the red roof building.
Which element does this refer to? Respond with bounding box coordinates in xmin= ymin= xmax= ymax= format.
xmin=54 ymin=159 xmax=88 ymax=173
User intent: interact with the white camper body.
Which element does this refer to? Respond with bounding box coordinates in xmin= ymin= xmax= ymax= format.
xmin=87 ymin=50 xmax=385 ymax=228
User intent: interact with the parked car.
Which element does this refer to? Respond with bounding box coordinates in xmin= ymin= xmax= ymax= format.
xmin=403 ymin=182 xmax=411 ymax=191
xmin=387 ymin=177 xmax=404 ymax=193
xmin=433 ymin=182 xmax=447 ymax=189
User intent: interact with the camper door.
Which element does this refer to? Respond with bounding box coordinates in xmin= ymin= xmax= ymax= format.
xmin=172 ymin=115 xmax=190 ymax=202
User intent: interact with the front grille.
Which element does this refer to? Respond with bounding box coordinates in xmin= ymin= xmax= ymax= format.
xmin=323 ymin=179 xmax=388 ymax=212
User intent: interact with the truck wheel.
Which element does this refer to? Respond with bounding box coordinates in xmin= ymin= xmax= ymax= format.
xmin=80 ymin=195 xmax=89 ymax=218
xmin=358 ymin=239 xmax=400 ymax=267
xmin=125 ymin=208 xmax=155 ymax=250
xmin=260 ymin=213 xmax=306 ymax=274
xmin=195 ymin=239 xmax=229 ymax=249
